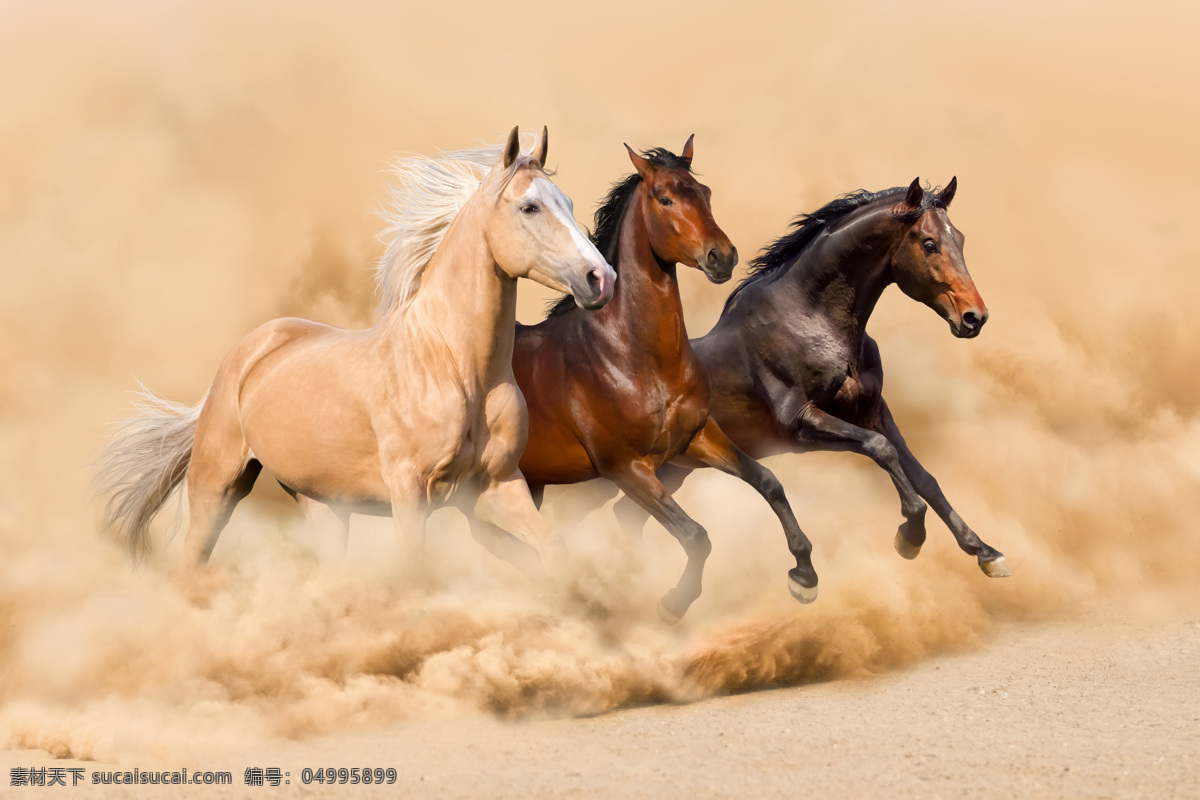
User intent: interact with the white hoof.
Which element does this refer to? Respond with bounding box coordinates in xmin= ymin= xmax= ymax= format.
xmin=787 ymin=575 xmax=818 ymax=604
xmin=657 ymin=598 xmax=683 ymax=625
xmin=894 ymin=530 xmax=922 ymax=560
xmin=980 ymin=556 xmax=1013 ymax=578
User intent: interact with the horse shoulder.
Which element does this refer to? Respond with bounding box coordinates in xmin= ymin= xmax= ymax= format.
xmin=691 ymin=313 xmax=794 ymax=454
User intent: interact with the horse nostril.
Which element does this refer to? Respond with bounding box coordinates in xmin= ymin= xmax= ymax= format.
xmin=962 ymin=311 xmax=981 ymax=330
xmin=706 ymin=249 xmax=720 ymax=269
xmin=586 ymin=268 xmax=602 ymax=291
xmin=728 ymin=246 xmax=738 ymax=267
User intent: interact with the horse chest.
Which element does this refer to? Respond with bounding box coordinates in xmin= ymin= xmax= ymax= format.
xmin=626 ymin=375 xmax=708 ymax=457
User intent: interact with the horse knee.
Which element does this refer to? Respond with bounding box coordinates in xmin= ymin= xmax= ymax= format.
xmin=863 ymin=432 xmax=898 ymax=464
xmin=762 ymin=474 xmax=788 ymax=506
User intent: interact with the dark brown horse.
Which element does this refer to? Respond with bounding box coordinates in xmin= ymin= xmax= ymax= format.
xmin=606 ymin=178 xmax=1011 ymax=587
xmin=470 ymin=137 xmax=818 ymax=622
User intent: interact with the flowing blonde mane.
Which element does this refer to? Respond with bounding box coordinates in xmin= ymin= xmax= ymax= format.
xmin=373 ymin=136 xmax=533 ymax=316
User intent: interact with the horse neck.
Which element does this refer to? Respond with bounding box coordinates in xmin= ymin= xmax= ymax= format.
xmin=380 ymin=196 xmax=516 ymax=388
xmin=786 ymin=206 xmax=902 ymax=341
xmin=588 ymin=184 xmax=687 ymax=350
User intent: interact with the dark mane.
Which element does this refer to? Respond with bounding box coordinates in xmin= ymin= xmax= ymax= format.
xmin=546 ymin=147 xmax=693 ymax=317
xmin=722 ymin=184 xmax=947 ymax=312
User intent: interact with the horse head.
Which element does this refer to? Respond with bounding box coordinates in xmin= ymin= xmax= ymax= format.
xmin=484 ymin=126 xmax=616 ymax=310
xmin=889 ymin=177 xmax=988 ymax=338
xmin=625 ymin=135 xmax=738 ymax=283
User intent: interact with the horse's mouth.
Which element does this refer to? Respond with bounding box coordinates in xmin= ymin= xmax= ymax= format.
xmin=949 ymin=320 xmax=985 ymax=339
xmin=702 ymin=265 xmax=734 ymax=284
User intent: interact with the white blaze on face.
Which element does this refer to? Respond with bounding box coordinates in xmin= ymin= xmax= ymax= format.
xmin=942 ymin=215 xmax=956 ymax=248
xmin=527 ymin=177 xmax=603 ymax=267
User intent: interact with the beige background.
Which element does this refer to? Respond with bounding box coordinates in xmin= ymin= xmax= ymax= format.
xmin=1 ymin=0 xmax=1198 ymax=795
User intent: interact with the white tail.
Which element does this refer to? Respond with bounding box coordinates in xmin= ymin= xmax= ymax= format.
xmin=93 ymin=384 xmax=206 ymax=562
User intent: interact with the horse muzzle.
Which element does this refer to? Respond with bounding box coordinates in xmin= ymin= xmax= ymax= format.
xmin=949 ymin=307 xmax=988 ymax=339
xmin=571 ymin=262 xmax=616 ymax=310
xmin=699 ymin=245 xmax=738 ymax=284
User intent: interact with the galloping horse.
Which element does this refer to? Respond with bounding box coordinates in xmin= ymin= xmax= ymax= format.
xmin=472 ymin=138 xmax=816 ymax=623
xmin=96 ymin=127 xmax=616 ymax=571
xmin=609 ymin=178 xmax=1011 ymax=586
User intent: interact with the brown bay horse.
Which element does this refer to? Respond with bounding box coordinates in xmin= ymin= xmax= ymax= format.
xmin=473 ymin=138 xmax=818 ymax=622
xmin=96 ymin=127 xmax=617 ymax=572
xmin=610 ymin=178 xmax=1012 ymax=585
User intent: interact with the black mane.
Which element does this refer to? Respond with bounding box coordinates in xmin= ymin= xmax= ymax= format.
xmin=546 ymin=147 xmax=692 ymax=317
xmin=722 ymin=184 xmax=946 ymax=312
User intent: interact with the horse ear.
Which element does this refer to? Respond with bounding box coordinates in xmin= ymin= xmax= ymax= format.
xmin=502 ymin=125 xmax=521 ymax=169
xmin=939 ymin=176 xmax=957 ymax=208
xmin=680 ymin=133 xmax=694 ymax=167
xmin=905 ymin=177 xmax=924 ymax=208
xmin=531 ymin=125 xmax=548 ymax=168
xmin=625 ymin=143 xmax=654 ymax=181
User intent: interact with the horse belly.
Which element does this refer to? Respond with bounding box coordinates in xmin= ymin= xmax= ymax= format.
xmin=707 ymin=392 xmax=782 ymax=458
xmin=518 ymin=428 xmax=597 ymax=483
xmin=243 ymin=397 xmax=389 ymax=504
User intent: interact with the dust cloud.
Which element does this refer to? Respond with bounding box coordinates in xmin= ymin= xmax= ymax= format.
xmin=1 ymin=0 xmax=1198 ymax=762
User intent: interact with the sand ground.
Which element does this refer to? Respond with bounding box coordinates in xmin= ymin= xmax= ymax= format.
xmin=10 ymin=593 xmax=1198 ymax=799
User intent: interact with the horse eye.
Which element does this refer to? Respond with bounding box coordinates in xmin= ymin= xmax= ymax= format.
xmin=922 ymin=239 xmax=938 ymax=253
xmin=521 ymin=203 xmax=540 ymax=215
xmin=658 ymin=196 xmax=673 ymax=207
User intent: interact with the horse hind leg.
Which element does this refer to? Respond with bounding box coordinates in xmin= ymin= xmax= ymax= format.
xmin=612 ymin=461 xmax=691 ymax=541
xmin=471 ymin=470 xmax=569 ymax=574
xmin=467 ymin=516 xmax=548 ymax=583
xmin=183 ymin=457 xmax=261 ymax=564
xmin=183 ymin=401 xmax=261 ymax=564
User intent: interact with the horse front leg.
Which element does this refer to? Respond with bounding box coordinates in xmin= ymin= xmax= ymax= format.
xmin=684 ymin=418 xmax=818 ymax=604
xmin=604 ymin=459 xmax=712 ymax=624
xmin=383 ymin=468 xmax=431 ymax=581
xmin=611 ymin=462 xmax=691 ymax=541
xmin=870 ymin=398 xmax=1011 ymax=577
xmin=471 ymin=470 xmax=569 ymax=574
xmin=465 ymin=515 xmax=549 ymax=584
xmin=792 ymin=404 xmax=930 ymax=567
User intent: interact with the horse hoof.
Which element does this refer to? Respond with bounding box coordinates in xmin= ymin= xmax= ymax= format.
xmin=657 ymin=598 xmax=683 ymax=625
xmin=979 ymin=555 xmax=1013 ymax=578
xmin=894 ymin=530 xmax=922 ymax=560
xmin=787 ymin=575 xmax=818 ymax=604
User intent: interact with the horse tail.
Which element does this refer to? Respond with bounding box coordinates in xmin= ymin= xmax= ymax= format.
xmin=93 ymin=383 xmax=207 ymax=562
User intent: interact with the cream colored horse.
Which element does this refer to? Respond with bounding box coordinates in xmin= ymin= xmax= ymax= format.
xmin=97 ymin=127 xmax=615 ymax=571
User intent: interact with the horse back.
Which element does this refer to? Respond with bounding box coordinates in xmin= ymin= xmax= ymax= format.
xmin=220 ymin=318 xmax=392 ymax=503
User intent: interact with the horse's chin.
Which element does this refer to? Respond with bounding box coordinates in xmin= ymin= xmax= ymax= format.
xmin=575 ymin=296 xmax=608 ymax=311
xmin=698 ymin=263 xmax=734 ymax=284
